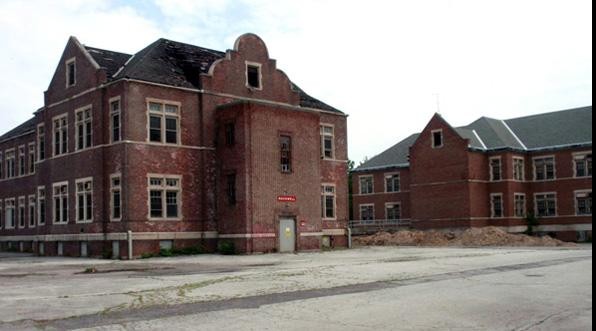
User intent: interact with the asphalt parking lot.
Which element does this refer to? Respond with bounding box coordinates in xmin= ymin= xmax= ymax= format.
xmin=0 ymin=245 xmax=591 ymax=331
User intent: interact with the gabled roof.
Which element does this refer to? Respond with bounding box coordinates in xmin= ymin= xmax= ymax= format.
xmin=0 ymin=117 xmax=37 ymax=143
xmin=355 ymin=106 xmax=592 ymax=172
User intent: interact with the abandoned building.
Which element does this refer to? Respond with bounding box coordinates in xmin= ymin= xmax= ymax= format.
xmin=352 ymin=107 xmax=592 ymax=242
xmin=0 ymin=34 xmax=349 ymax=257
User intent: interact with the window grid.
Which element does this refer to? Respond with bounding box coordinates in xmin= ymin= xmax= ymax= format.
xmin=321 ymin=185 xmax=336 ymax=220
xmin=148 ymin=175 xmax=181 ymax=220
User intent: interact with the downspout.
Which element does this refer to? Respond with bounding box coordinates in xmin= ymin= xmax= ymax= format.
xmin=123 ymin=82 xmax=132 ymax=259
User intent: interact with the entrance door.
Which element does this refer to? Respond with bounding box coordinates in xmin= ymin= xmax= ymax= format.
xmin=279 ymin=218 xmax=296 ymax=253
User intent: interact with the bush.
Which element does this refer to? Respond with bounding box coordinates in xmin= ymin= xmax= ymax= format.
xmin=141 ymin=252 xmax=155 ymax=259
xmin=218 ymin=241 xmax=236 ymax=255
xmin=525 ymin=212 xmax=540 ymax=236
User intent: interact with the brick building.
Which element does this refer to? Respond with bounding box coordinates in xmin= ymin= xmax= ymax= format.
xmin=352 ymin=107 xmax=592 ymax=242
xmin=0 ymin=34 xmax=349 ymax=257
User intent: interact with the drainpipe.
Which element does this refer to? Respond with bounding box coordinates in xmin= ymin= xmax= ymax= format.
xmin=347 ymin=227 xmax=352 ymax=249
xmin=127 ymin=230 xmax=133 ymax=260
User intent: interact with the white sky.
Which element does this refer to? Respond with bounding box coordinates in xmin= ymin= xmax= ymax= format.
xmin=0 ymin=0 xmax=592 ymax=163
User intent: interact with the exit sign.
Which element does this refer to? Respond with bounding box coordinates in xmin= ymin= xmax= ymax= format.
xmin=277 ymin=195 xmax=297 ymax=202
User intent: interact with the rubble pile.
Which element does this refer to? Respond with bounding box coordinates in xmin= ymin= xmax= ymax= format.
xmin=354 ymin=227 xmax=575 ymax=247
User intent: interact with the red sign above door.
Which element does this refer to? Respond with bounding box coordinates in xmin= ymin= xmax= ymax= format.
xmin=277 ymin=195 xmax=297 ymax=202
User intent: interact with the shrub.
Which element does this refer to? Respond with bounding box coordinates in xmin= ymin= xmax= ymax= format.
xmin=218 ymin=241 xmax=236 ymax=255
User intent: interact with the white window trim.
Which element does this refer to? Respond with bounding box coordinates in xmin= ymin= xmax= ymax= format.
xmin=572 ymin=151 xmax=592 ymax=178
xmin=513 ymin=156 xmax=525 ymax=181
xmin=0 ymin=202 xmax=2 ymax=230
xmin=65 ymin=57 xmax=76 ymax=88
xmin=513 ymin=193 xmax=527 ymax=218
xmin=74 ymin=105 xmax=93 ymax=151
xmin=75 ymin=177 xmax=93 ymax=224
xmin=37 ymin=186 xmax=46 ymax=226
xmin=18 ymin=145 xmax=26 ymax=177
xmin=490 ymin=193 xmax=504 ymax=218
xmin=320 ymin=123 xmax=335 ymax=160
xmin=4 ymin=198 xmax=16 ymax=229
xmin=534 ymin=192 xmax=558 ymax=218
xmin=28 ymin=194 xmax=36 ymax=228
xmin=28 ymin=142 xmax=36 ymax=174
xmin=385 ymin=202 xmax=402 ymax=220
xmin=147 ymin=174 xmax=183 ymax=221
xmin=384 ymin=172 xmax=401 ymax=193
xmin=358 ymin=175 xmax=374 ymax=195
xmin=431 ymin=129 xmax=444 ymax=149
xmin=110 ymin=173 xmax=122 ymax=222
xmin=321 ymin=183 xmax=337 ymax=221
xmin=245 ymin=61 xmax=263 ymax=90
xmin=17 ymin=196 xmax=26 ymax=229
xmin=359 ymin=203 xmax=375 ymax=221
xmin=532 ymin=155 xmax=556 ymax=181
xmin=5 ymin=148 xmax=15 ymax=179
xmin=146 ymin=98 xmax=182 ymax=146
xmin=37 ymin=123 xmax=45 ymax=161
xmin=109 ymin=96 xmax=122 ymax=143
xmin=489 ymin=156 xmax=502 ymax=182
xmin=52 ymin=113 xmax=69 ymax=157
xmin=52 ymin=181 xmax=69 ymax=225
xmin=574 ymin=189 xmax=592 ymax=216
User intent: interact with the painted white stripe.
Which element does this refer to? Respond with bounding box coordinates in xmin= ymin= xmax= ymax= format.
xmin=219 ymin=233 xmax=276 ymax=239
xmin=300 ymin=232 xmax=324 ymax=237
xmin=501 ymin=120 xmax=528 ymax=150
xmin=322 ymin=229 xmax=347 ymax=236
xmin=472 ymin=130 xmax=488 ymax=150
xmin=0 ymin=232 xmax=218 ymax=242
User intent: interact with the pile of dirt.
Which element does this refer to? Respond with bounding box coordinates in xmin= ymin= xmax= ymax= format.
xmin=353 ymin=227 xmax=576 ymax=247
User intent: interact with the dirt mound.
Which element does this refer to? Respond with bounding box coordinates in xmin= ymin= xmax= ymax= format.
xmin=353 ymin=227 xmax=576 ymax=247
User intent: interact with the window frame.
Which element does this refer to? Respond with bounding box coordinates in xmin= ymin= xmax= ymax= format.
xmin=280 ymin=134 xmax=292 ymax=174
xmin=28 ymin=194 xmax=36 ymax=228
xmin=37 ymin=123 xmax=45 ymax=161
xmin=359 ymin=204 xmax=375 ymax=222
xmin=146 ymin=99 xmax=181 ymax=145
xmin=110 ymin=174 xmax=122 ymax=222
xmin=514 ymin=193 xmax=526 ymax=218
xmin=109 ymin=96 xmax=122 ymax=143
xmin=573 ymin=152 xmax=592 ymax=178
xmin=320 ymin=124 xmax=335 ymax=160
xmin=75 ymin=105 xmax=93 ymax=151
xmin=490 ymin=193 xmax=504 ymax=218
xmin=52 ymin=113 xmax=69 ymax=157
xmin=532 ymin=156 xmax=556 ymax=181
xmin=18 ymin=196 xmax=26 ymax=229
xmin=431 ymin=129 xmax=444 ymax=149
xmin=5 ymin=148 xmax=15 ymax=178
xmin=147 ymin=174 xmax=182 ymax=221
xmin=385 ymin=202 xmax=402 ymax=221
xmin=534 ymin=192 xmax=557 ymax=218
xmin=18 ymin=145 xmax=26 ymax=176
xmin=37 ymin=186 xmax=46 ymax=226
xmin=321 ymin=184 xmax=337 ymax=221
xmin=4 ymin=198 xmax=16 ymax=229
xmin=75 ymin=177 xmax=93 ymax=224
xmin=359 ymin=175 xmax=374 ymax=195
xmin=65 ymin=57 xmax=76 ymax=88
xmin=574 ymin=190 xmax=592 ymax=216
xmin=513 ymin=157 xmax=525 ymax=181
xmin=489 ymin=156 xmax=502 ymax=181
xmin=28 ymin=142 xmax=36 ymax=174
xmin=245 ymin=61 xmax=263 ymax=90
xmin=384 ymin=172 xmax=401 ymax=193
xmin=52 ymin=181 xmax=69 ymax=225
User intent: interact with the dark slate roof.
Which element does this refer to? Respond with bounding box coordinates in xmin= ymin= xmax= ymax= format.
xmin=355 ymin=106 xmax=592 ymax=171
xmin=0 ymin=117 xmax=37 ymax=142
xmin=85 ymin=46 xmax=132 ymax=81
xmin=505 ymin=106 xmax=592 ymax=150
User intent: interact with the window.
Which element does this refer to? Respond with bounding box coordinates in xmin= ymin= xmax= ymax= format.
xmin=28 ymin=195 xmax=36 ymax=228
xmin=75 ymin=107 xmax=92 ymax=150
xmin=432 ymin=130 xmax=443 ymax=148
xmin=0 ymin=152 xmax=3 ymax=179
xmin=18 ymin=196 xmax=25 ymax=228
xmin=320 ymin=125 xmax=334 ymax=159
xmin=246 ymin=63 xmax=261 ymax=89
xmin=5 ymin=199 xmax=15 ymax=229
xmin=66 ymin=58 xmax=76 ymax=87
xmin=5 ymin=150 xmax=15 ymax=178
xmin=227 ymin=174 xmax=236 ymax=205
xmin=53 ymin=115 xmax=68 ymax=156
xmin=18 ymin=146 xmax=25 ymax=176
xmin=225 ymin=123 xmax=235 ymax=146
xmin=321 ymin=185 xmax=336 ymax=219
xmin=491 ymin=194 xmax=503 ymax=218
xmin=37 ymin=187 xmax=46 ymax=226
xmin=575 ymin=191 xmax=592 ymax=215
xmin=148 ymin=176 xmax=181 ymax=220
xmin=110 ymin=98 xmax=121 ymax=143
xmin=37 ymin=124 xmax=45 ymax=161
xmin=386 ymin=203 xmax=401 ymax=221
xmin=148 ymin=101 xmax=180 ymax=144
xmin=535 ymin=193 xmax=556 ymax=217
xmin=360 ymin=204 xmax=374 ymax=221
xmin=359 ymin=176 xmax=374 ymax=195
xmin=280 ymin=135 xmax=292 ymax=173
xmin=76 ymin=178 xmax=93 ymax=223
xmin=490 ymin=157 xmax=502 ymax=181
xmin=53 ymin=182 xmax=69 ymax=224
xmin=111 ymin=175 xmax=122 ymax=221
xmin=28 ymin=143 xmax=35 ymax=174
xmin=574 ymin=153 xmax=592 ymax=177
xmin=514 ymin=194 xmax=526 ymax=218
xmin=513 ymin=158 xmax=525 ymax=181
xmin=534 ymin=157 xmax=555 ymax=180
xmin=385 ymin=173 xmax=400 ymax=193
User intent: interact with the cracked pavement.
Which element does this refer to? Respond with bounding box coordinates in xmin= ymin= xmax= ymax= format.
xmin=0 ymin=245 xmax=591 ymax=330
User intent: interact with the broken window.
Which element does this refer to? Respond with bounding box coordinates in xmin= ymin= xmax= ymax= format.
xmin=576 ymin=192 xmax=592 ymax=215
xmin=535 ymin=193 xmax=556 ymax=217
xmin=574 ymin=154 xmax=592 ymax=177
xmin=280 ymin=135 xmax=292 ymax=173
xmin=247 ymin=64 xmax=261 ymax=89
xmin=490 ymin=157 xmax=502 ymax=181
xmin=534 ymin=157 xmax=555 ymax=180
xmin=432 ymin=130 xmax=443 ymax=148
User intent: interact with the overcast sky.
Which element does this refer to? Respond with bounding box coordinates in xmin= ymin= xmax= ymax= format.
xmin=0 ymin=0 xmax=592 ymax=163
